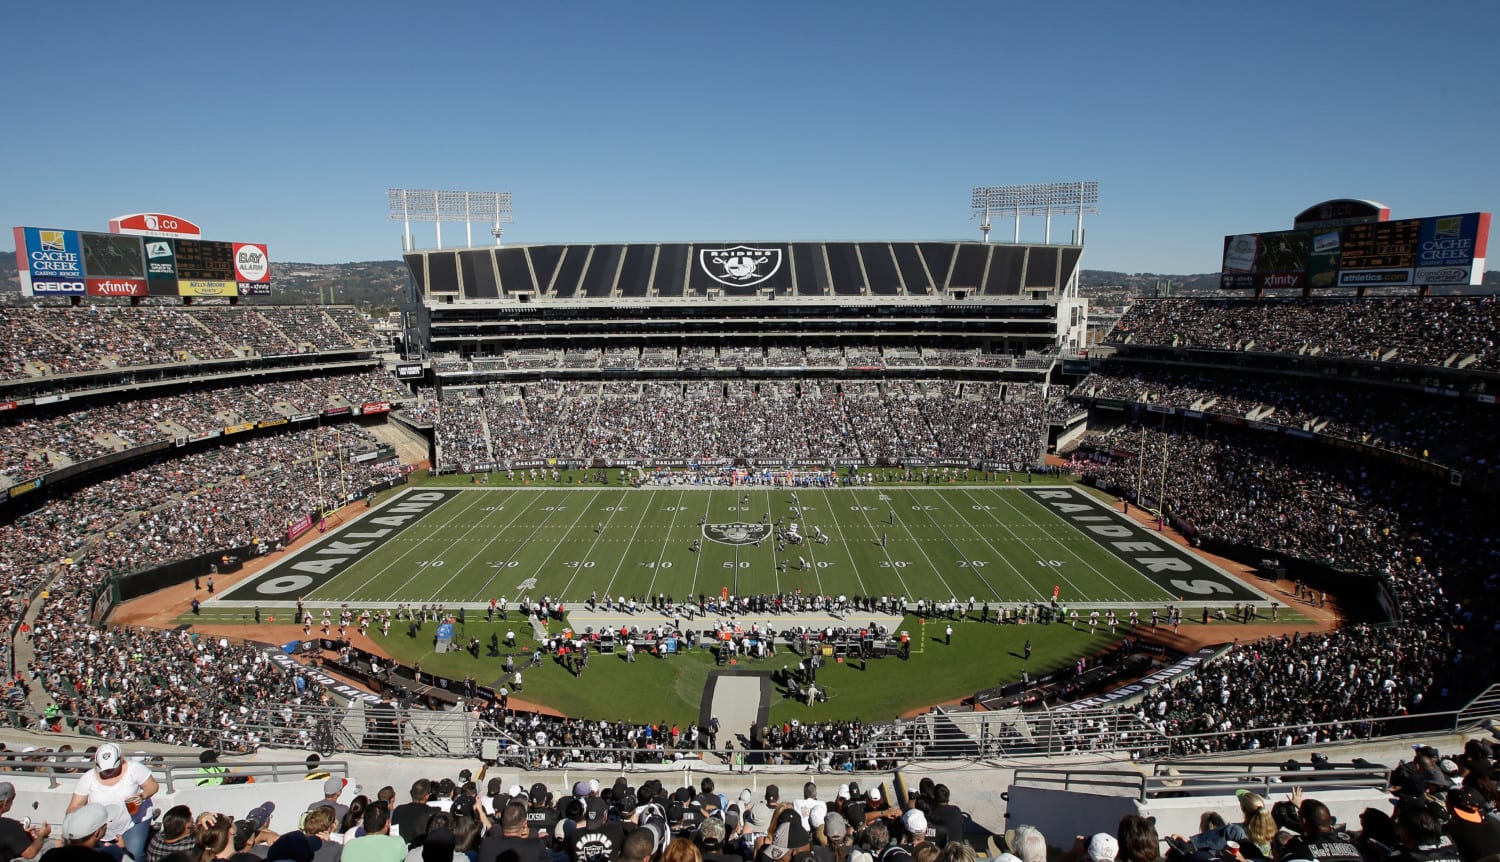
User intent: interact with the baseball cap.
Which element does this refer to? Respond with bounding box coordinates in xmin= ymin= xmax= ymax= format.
xmin=94 ymin=743 xmax=122 ymax=771
xmin=1448 ymin=787 xmax=1485 ymax=823
xmin=508 ymin=785 xmax=525 ymax=798
xmin=867 ymin=787 xmax=881 ymax=802
xmin=64 ymin=804 xmax=109 ymax=840
xmin=902 ymin=809 xmax=927 ymax=838
xmin=233 ymin=820 xmax=258 ymax=850
xmin=585 ymin=797 xmax=608 ymax=824
xmin=589 ymin=779 xmax=601 ymax=794
xmin=666 ymin=802 xmax=685 ymax=824
xmin=529 ymin=782 xmax=548 ymax=803
xmin=452 ymin=796 xmax=477 ymax=820
xmin=1088 ymin=833 xmax=1119 ymax=862
xmin=739 ymin=789 xmax=754 ymax=804
xmin=824 ymin=812 xmax=849 ymax=841
xmin=574 ymin=781 xmax=592 ymax=797
xmin=996 ymin=855 xmax=1022 ymax=862
xmin=247 ymin=802 xmax=276 ymax=830
xmin=0 ymin=782 xmax=14 ymax=802
xmin=323 ymin=777 xmax=347 ymax=796
xmin=836 ymin=786 xmax=851 ymax=800
xmin=1412 ymin=744 xmax=1440 ymax=759
xmin=266 ymin=832 xmax=321 ymax=862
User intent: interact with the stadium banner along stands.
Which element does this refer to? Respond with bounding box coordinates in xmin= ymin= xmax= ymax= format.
xmin=324 ymin=407 xmax=351 ymax=417
xmin=223 ymin=422 xmax=255 ymax=435
xmin=257 ymin=418 xmax=288 ymax=428
xmin=238 ymin=282 xmax=271 ymax=295
xmin=0 ymin=401 xmax=15 ymax=411
xmin=7 ymin=478 xmax=42 ymax=498
xmin=286 ymin=514 xmax=314 ymax=543
xmin=360 ymin=401 xmax=392 ymax=414
xmin=1055 ymin=646 xmax=1226 ymax=711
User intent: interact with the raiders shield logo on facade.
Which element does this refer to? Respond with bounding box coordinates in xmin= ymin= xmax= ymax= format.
xmin=704 ymin=522 xmax=772 ymax=546
xmin=700 ymin=245 xmax=783 ymax=288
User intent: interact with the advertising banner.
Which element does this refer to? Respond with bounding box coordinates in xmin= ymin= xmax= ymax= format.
xmin=179 ymin=280 xmax=238 ymax=297
xmin=233 ymin=243 xmax=271 ymax=283
xmin=396 ymin=363 xmax=424 ymax=379
xmin=0 ymin=401 xmax=15 ymax=411
xmin=286 ymin=513 xmax=314 ymax=542
xmin=86 ymin=277 xmax=148 ymax=297
xmin=8 ymin=478 xmax=42 ymax=498
xmin=323 ymin=407 xmax=351 ymax=417
xmin=27 ymin=278 xmax=87 ymax=296
xmin=257 ymin=418 xmax=288 ymax=428
xmin=224 ymin=422 xmax=255 ymax=435
xmin=19 ymin=227 xmax=85 ymax=281
xmin=108 ymin=213 xmax=202 ymax=238
xmin=361 ymin=402 xmax=392 ymax=414
xmin=143 ymin=239 xmax=179 ymax=295
xmin=1225 ymin=211 xmax=1489 ymax=290
xmin=238 ymin=282 xmax=271 ymax=296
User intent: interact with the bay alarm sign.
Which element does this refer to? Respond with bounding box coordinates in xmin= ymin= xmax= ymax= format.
xmin=108 ymin=213 xmax=202 ymax=239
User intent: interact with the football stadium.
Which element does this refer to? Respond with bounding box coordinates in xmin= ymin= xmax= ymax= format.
xmin=2 ymin=203 xmax=1498 ymax=862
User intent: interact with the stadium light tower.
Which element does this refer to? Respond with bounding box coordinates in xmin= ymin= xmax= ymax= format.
xmin=387 ymin=189 xmax=514 ymax=251
xmin=970 ymin=181 xmax=1099 ymax=244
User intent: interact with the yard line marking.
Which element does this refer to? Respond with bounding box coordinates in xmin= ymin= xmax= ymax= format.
xmin=432 ymin=490 xmax=539 ymax=599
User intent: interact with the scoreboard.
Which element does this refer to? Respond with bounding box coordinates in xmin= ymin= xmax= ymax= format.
xmin=1222 ymin=211 xmax=1489 ymax=290
xmin=174 ymin=240 xmax=236 ymax=281
xmin=12 ymin=226 xmax=270 ymax=298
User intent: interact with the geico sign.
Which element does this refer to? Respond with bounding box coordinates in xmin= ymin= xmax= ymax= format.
xmin=32 ymin=280 xmax=85 ymax=293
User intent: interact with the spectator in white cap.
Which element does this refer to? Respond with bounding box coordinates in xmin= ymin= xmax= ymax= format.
xmin=66 ymin=744 xmax=158 ymax=862
xmin=0 ymin=782 xmax=51 ymax=860
xmin=1087 ymin=834 xmax=1118 ymax=862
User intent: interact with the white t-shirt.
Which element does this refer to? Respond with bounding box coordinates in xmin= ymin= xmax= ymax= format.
xmin=74 ymin=762 xmax=154 ymax=839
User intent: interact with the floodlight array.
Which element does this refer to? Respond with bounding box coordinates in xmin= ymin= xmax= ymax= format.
xmin=971 ymin=181 xmax=1098 ymax=217
xmin=388 ymin=189 xmax=513 ymax=223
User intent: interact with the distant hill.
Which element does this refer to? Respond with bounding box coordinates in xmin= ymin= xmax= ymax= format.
xmin=1 ymin=254 xmax=1495 ymax=312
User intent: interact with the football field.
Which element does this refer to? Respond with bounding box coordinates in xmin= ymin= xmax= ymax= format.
xmin=220 ymin=484 xmax=1264 ymax=609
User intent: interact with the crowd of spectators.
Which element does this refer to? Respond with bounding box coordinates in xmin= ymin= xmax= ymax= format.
xmin=0 ymin=303 xmax=378 ymax=381
xmin=0 ymin=371 xmax=408 ymax=487
xmin=1072 ymin=366 xmax=1498 ymax=474
xmin=1106 ymin=297 xmax=1500 ymax=371
xmin=1075 ymin=423 xmax=1497 ymax=751
xmin=430 ymin=381 xmax=1051 ymax=470
xmin=0 ymin=423 xmax=401 ymax=733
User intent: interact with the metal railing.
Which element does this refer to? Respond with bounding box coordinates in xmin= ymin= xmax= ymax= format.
xmin=0 ymin=752 xmax=349 ymax=793
xmin=24 ymin=682 xmax=1497 ymax=767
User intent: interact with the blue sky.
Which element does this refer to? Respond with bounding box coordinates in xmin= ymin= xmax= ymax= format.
xmin=3 ymin=1 xmax=1496 ymax=273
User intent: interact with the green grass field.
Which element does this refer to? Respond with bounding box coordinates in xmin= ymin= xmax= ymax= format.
xmin=195 ymin=480 xmax=1279 ymax=723
xmin=219 ymin=483 xmax=1258 ymax=607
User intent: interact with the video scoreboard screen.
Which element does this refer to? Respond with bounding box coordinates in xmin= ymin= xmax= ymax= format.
xmin=1222 ymin=211 xmax=1489 ymax=290
xmin=12 ymin=226 xmax=270 ymax=298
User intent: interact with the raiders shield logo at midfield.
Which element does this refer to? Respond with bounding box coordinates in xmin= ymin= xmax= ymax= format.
xmin=700 ymin=245 xmax=783 ymax=288
xmin=704 ymin=522 xmax=772 ymax=546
